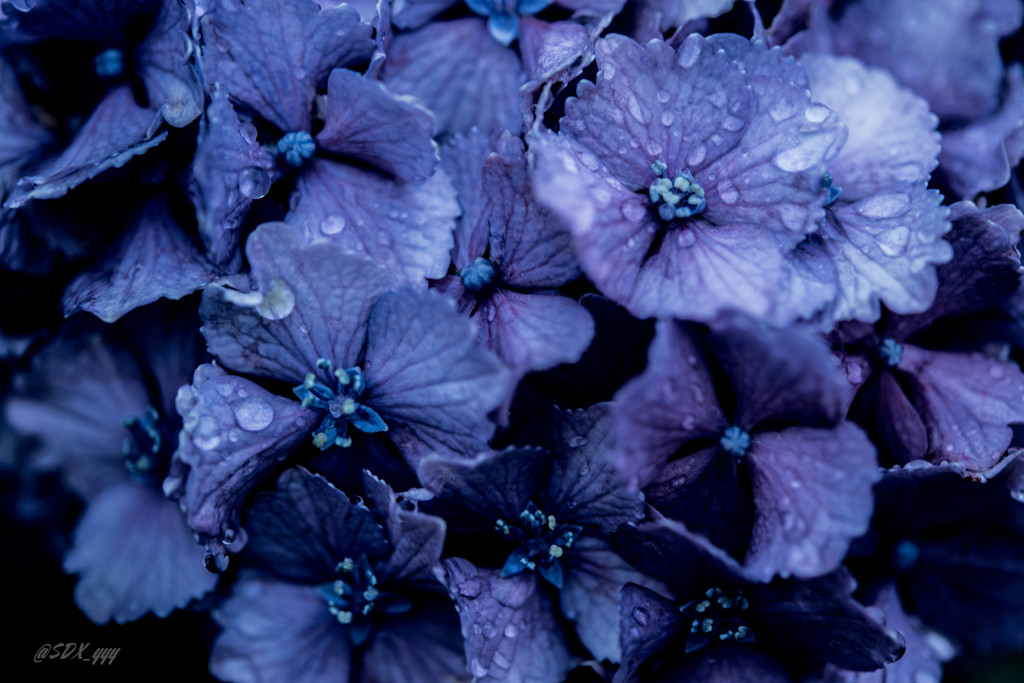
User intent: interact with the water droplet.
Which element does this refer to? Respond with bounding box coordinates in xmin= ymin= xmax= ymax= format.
xmin=632 ymin=606 xmax=650 ymax=626
xmin=676 ymin=230 xmax=697 ymax=248
xmin=686 ymin=143 xmax=707 ymax=167
xmin=216 ymin=382 xmax=233 ymax=397
xmin=193 ymin=416 xmax=222 ymax=450
xmin=657 ymin=90 xmax=670 ymax=103
xmin=772 ymin=132 xmax=834 ymax=172
xmin=804 ymin=104 xmax=831 ymax=123
xmin=493 ymin=652 xmax=511 ymax=669
xmin=470 ymin=657 xmax=488 ymax=678
xmin=602 ymin=63 xmax=616 ymax=79
xmin=769 ymin=99 xmax=798 ymax=122
xmin=238 ymin=167 xmax=270 ymax=199
xmin=239 ymin=122 xmax=257 ymax=144
xmin=660 ymin=111 xmax=674 ymax=126
xmin=717 ymin=180 xmax=740 ymax=205
xmin=569 ymin=436 xmax=588 ymax=447
xmin=678 ymin=35 xmax=702 ymax=68
xmin=503 ymin=623 xmax=518 ymax=638
xmin=682 ymin=415 xmax=696 ymax=430
xmin=228 ymin=429 xmax=241 ymax=442
xmin=256 ymin=278 xmax=296 ymax=320
xmin=234 ymin=396 xmax=274 ymax=431
xmin=623 ymin=202 xmax=645 ymax=222
xmin=721 ymin=116 xmax=743 ymax=131
xmin=322 ymin=215 xmax=346 ymax=235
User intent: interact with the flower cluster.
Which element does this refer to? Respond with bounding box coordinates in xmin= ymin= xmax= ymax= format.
xmin=3 ymin=0 xmax=1024 ymax=681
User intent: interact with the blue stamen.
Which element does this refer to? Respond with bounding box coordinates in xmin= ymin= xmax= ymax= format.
xmin=460 ymin=257 xmax=497 ymax=293
xmin=822 ymin=172 xmax=842 ymax=207
xmin=719 ymin=426 xmax=751 ymax=458
xmin=878 ymin=338 xmax=904 ymax=368
xmin=679 ymin=587 xmax=753 ymax=653
xmin=277 ymin=131 xmax=316 ymax=167
xmin=293 ymin=360 xmax=387 ymax=451
xmin=321 ymin=555 xmax=411 ymax=645
xmin=649 ymin=160 xmax=705 ymax=220
xmin=94 ymin=48 xmax=124 ymax=79
xmin=496 ymin=502 xmax=582 ymax=589
xmin=466 ymin=0 xmax=552 ymax=45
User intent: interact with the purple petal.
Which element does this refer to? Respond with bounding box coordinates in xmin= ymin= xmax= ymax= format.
xmin=538 ymin=404 xmax=643 ymax=534
xmin=826 ymin=0 xmax=1023 ymax=120
xmin=889 ymin=201 xmax=1024 ymax=339
xmin=200 ymin=222 xmax=397 ymax=382
xmin=614 ymin=320 xmax=728 ymax=489
xmin=484 ymin=134 xmax=581 ymax=287
xmin=708 ymin=314 xmax=849 ymax=429
xmin=418 ymin=448 xmax=550 ymax=532
xmin=5 ymin=86 xmax=166 ymax=207
xmin=391 ymin=0 xmax=460 ymax=30
xmin=444 ymin=558 xmax=572 ymax=683
xmin=0 ymin=58 xmax=51 ymax=197
xmin=245 ymin=467 xmax=388 ymax=583
xmin=189 ymin=87 xmax=276 ymax=267
xmin=440 ymin=128 xmax=494 ymax=268
xmin=561 ymin=34 xmax=752 ymax=189
xmin=745 ymin=423 xmax=877 ymax=580
xmin=822 ymin=184 xmax=952 ymax=322
xmin=63 ymin=197 xmax=221 ymax=322
xmin=899 ymin=343 xmax=1024 ymax=472
xmin=939 ymin=64 xmax=1024 ymax=199
xmin=561 ymin=537 xmax=654 ymax=662
xmin=134 ymin=0 xmax=203 ymax=128
xmin=171 ymin=368 xmax=319 ymax=555
xmin=801 ymin=54 xmax=940 ymax=199
xmin=852 ymin=371 xmax=929 ymax=466
xmin=518 ymin=17 xmax=590 ymax=85
xmin=478 ymin=290 xmax=594 ymax=377
xmin=200 ymin=0 xmax=373 ymax=132
xmin=212 ymin=577 xmax=352 ymax=683
xmin=286 ymin=159 xmax=457 ymax=284
xmin=362 ymin=602 xmax=467 ymax=683
xmin=382 ymin=18 xmax=526 ymax=137
xmin=317 ymin=68 xmax=438 ymax=183
xmin=615 ymin=583 xmax=686 ymax=683
xmin=362 ymin=288 xmax=509 ymax=466
xmin=64 ymin=482 xmax=216 ymax=624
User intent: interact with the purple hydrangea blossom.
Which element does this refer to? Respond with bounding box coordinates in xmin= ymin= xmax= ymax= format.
xmin=613 ymin=517 xmax=905 ymax=682
xmin=210 ymin=466 xmax=465 ymax=683
xmin=434 ymin=129 xmax=594 ymax=414
xmin=1 ymin=0 xmax=203 ymax=207
xmin=614 ymin=315 xmax=878 ymax=580
xmin=835 ymin=202 xmax=1024 ymax=472
xmin=530 ymin=33 xmax=847 ymax=323
xmin=168 ymin=222 xmax=508 ymax=567
xmin=420 ymin=404 xmax=649 ymax=675
xmin=4 ymin=302 xmax=217 ymax=623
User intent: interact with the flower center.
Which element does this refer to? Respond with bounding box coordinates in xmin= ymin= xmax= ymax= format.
xmin=320 ymin=556 xmax=412 ymax=646
xmin=121 ymin=406 xmax=171 ymax=483
xmin=465 ymin=0 xmax=551 ymax=45
xmin=649 ymin=160 xmax=706 ymax=221
xmin=460 ymin=256 xmax=497 ymax=293
xmin=94 ymin=48 xmax=125 ymax=79
xmin=277 ymin=131 xmax=316 ymax=167
xmin=494 ymin=501 xmax=582 ymax=588
xmin=293 ymin=360 xmax=387 ymax=451
xmin=679 ymin=587 xmax=754 ymax=653
xmin=719 ymin=426 xmax=751 ymax=458
xmin=877 ymin=338 xmax=903 ymax=368
xmin=822 ymin=172 xmax=842 ymax=207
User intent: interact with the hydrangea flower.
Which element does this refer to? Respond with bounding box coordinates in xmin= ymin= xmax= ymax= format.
xmin=530 ymin=33 xmax=846 ymax=323
xmin=420 ymin=404 xmax=648 ymax=677
xmin=0 ymin=0 xmax=203 ymax=207
xmin=434 ymin=129 xmax=593 ymax=413
xmin=199 ymin=0 xmax=458 ymax=284
xmin=613 ymin=517 xmax=905 ymax=682
xmin=835 ymin=202 xmax=1024 ymax=472
xmin=836 ymin=461 xmax=1024 ymax=682
xmin=210 ymin=466 xmax=465 ymax=683
xmin=168 ymin=222 xmax=508 ymax=567
xmin=614 ymin=314 xmax=878 ymax=580
xmin=4 ymin=302 xmax=216 ymax=623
